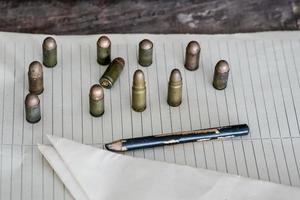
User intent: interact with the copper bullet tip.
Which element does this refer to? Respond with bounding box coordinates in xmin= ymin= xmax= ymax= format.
xmin=215 ymin=60 xmax=230 ymax=73
xmin=25 ymin=93 xmax=40 ymax=107
xmin=43 ymin=37 xmax=57 ymax=50
xmin=133 ymin=69 xmax=145 ymax=86
xmin=89 ymin=84 xmax=104 ymax=101
xmin=97 ymin=36 xmax=111 ymax=48
xmin=169 ymin=68 xmax=182 ymax=82
xmin=114 ymin=57 xmax=125 ymax=66
xmin=28 ymin=61 xmax=43 ymax=78
xmin=139 ymin=39 xmax=153 ymax=50
xmin=186 ymin=41 xmax=200 ymax=54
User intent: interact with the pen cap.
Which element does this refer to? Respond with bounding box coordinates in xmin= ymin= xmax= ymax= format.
xmin=219 ymin=124 xmax=249 ymax=136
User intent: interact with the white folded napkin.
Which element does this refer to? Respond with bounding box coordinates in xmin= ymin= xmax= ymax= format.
xmin=39 ymin=135 xmax=300 ymax=200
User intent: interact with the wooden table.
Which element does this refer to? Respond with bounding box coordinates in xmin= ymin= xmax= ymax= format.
xmin=0 ymin=0 xmax=300 ymax=34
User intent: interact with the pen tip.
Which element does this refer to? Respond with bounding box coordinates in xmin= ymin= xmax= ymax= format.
xmin=105 ymin=140 xmax=125 ymax=152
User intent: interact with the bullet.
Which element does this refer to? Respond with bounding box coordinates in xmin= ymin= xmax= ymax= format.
xmin=132 ymin=69 xmax=146 ymax=112
xmin=25 ymin=93 xmax=41 ymax=123
xmin=43 ymin=37 xmax=57 ymax=68
xmin=97 ymin=36 xmax=111 ymax=65
xmin=167 ymin=68 xmax=182 ymax=107
xmin=184 ymin=41 xmax=200 ymax=71
xmin=100 ymin=57 xmax=125 ymax=89
xmin=138 ymin=39 xmax=153 ymax=67
xmin=28 ymin=61 xmax=43 ymax=95
xmin=213 ymin=60 xmax=230 ymax=90
xmin=89 ymin=84 xmax=105 ymax=117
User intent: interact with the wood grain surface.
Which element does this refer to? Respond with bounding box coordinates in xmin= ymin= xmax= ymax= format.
xmin=0 ymin=0 xmax=300 ymax=34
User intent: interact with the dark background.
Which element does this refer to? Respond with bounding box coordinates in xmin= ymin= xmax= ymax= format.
xmin=1 ymin=0 xmax=300 ymax=34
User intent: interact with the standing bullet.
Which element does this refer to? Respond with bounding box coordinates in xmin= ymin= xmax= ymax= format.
xmin=97 ymin=36 xmax=111 ymax=65
xmin=184 ymin=41 xmax=200 ymax=71
xmin=100 ymin=57 xmax=125 ymax=89
xmin=167 ymin=68 xmax=182 ymax=107
xmin=89 ymin=84 xmax=105 ymax=117
xmin=25 ymin=93 xmax=41 ymax=123
xmin=132 ymin=69 xmax=146 ymax=112
xmin=138 ymin=39 xmax=153 ymax=67
xmin=43 ymin=37 xmax=57 ymax=68
xmin=28 ymin=61 xmax=43 ymax=95
xmin=213 ymin=60 xmax=230 ymax=90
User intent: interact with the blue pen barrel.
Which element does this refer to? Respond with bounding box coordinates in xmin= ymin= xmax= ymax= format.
xmin=124 ymin=124 xmax=249 ymax=151
xmin=218 ymin=124 xmax=249 ymax=137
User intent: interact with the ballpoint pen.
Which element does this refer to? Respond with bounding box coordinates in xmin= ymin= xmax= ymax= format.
xmin=105 ymin=124 xmax=249 ymax=152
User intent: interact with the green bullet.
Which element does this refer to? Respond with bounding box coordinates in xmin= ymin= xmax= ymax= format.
xmin=167 ymin=68 xmax=182 ymax=107
xmin=89 ymin=84 xmax=105 ymax=117
xmin=25 ymin=93 xmax=41 ymax=124
xmin=138 ymin=39 xmax=153 ymax=67
xmin=132 ymin=69 xmax=146 ymax=112
xmin=100 ymin=57 xmax=125 ymax=89
xmin=28 ymin=61 xmax=43 ymax=95
xmin=43 ymin=37 xmax=57 ymax=68
xmin=97 ymin=36 xmax=111 ymax=65
xmin=213 ymin=60 xmax=230 ymax=90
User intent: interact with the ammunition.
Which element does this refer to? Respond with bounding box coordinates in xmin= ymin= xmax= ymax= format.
xmin=138 ymin=39 xmax=153 ymax=67
xmin=184 ymin=41 xmax=200 ymax=71
xmin=213 ymin=60 xmax=230 ymax=90
xmin=132 ymin=69 xmax=146 ymax=112
xmin=97 ymin=36 xmax=111 ymax=65
xmin=25 ymin=93 xmax=41 ymax=123
xmin=100 ymin=57 xmax=125 ymax=89
xmin=89 ymin=84 xmax=105 ymax=117
xmin=43 ymin=37 xmax=57 ymax=68
xmin=28 ymin=61 xmax=43 ymax=95
xmin=167 ymin=68 xmax=182 ymax=107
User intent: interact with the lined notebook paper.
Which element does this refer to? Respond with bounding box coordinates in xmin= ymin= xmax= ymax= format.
xmin=0 ymin=31 xmax=300 ymax=199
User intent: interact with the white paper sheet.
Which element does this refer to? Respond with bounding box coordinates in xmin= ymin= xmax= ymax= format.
xmin=38 ymin=144 xmax=88 ymax=200
xmin=0 ymin=31 xmax=300 ymax=199
xmin=39 ymin=135 xmax=300 ymax=200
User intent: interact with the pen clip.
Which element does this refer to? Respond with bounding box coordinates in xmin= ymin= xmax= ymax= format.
xmin=155 ymin=128 xmax=220 ymax=137
xmin=196 ymin=138 xmax=211 ymax=142
xmin=217 ymin=135 xmax=235 ymax=140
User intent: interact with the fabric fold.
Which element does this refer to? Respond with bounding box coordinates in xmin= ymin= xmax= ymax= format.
xmin=39 ymin=135 xmax=300 ymax=200
xmin=38 ymin=144 xmax=89 ymax=200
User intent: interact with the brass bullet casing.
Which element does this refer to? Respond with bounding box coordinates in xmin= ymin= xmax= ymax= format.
xmin=89 ymin=84 xmax=105 ymax=117
xmin=167 ymin=68 xmax=182 ymax=107
xmin=213 ymin=60 xmax=230 ymax=90
xmin=43 ymin=37 xmax=57 ymax=68
xmin=184 ymin=41 xmax=200 ymax=71
xmin=100 ymin=57 xmax=125 ymax=89
xmin=25 ymin=93 xmax=41 ymax=123
xmin=97 ymin=36 xmax=111 ymax=65
xmin=28 ymin=61 xmax=44 ymax=95
xmin=138 ymin=39 xmax=153 ymax=67
xmin=132 ymin=69 xmax=146 ymax=112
